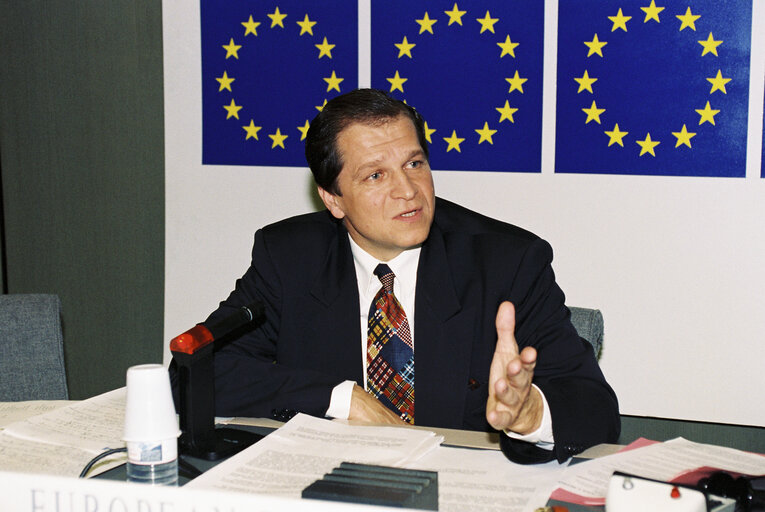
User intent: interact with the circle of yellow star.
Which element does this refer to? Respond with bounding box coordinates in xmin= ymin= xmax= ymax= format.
xmin=476 ymin=11 xmax=499 ymax=34
xmin=496 ymin=100 xmax=518 ymax=123
xmin=672 ymin=124 xmax=696 ymax=148
xmin=636 ymin=133 xmax=660 ymax=156
xmin=582 ymin=101 xmax=606 ymax=124
xmin=315 ymin=37 xmax=335 ymax=59
xmin=695 ymin=101 xmax=720 ymax=125
xmin=497 ymin=35 xmax=519 ymax=58
xmin=223 ymin=99 xmax=242 ymax=119
xmin=676 ymin=7 xmax=701 ymax=31
xmin=604 ymin=123 xmax=628 ymax=147
xmin=584 ymin=34 xmax=608 ymax=58
xmin=574 ymin=70 xmax=598 ymax=94
xmin=395 ymin=36 xmax=416 ymax=59
xmin=267 ymin=7 xmax=287 ymax=28
xmin=641 ymin=1 xmax=664 ymax=23
xmin=416 ymin=12 xmax=438 ymax=34
xmin=242 ymin=120 xmax=262 ymax=140
xmin=608 ymin=8 xmax=631 ymax=32
xmin=505 ymin=71 xmax=528 ymax=93
xmin=445 ymin=3 xmax=467 ymax=26
xmin=387 ymin=71 xmax=408 ymax=93
xmin=323 ymin=71 xmax=344 ymax=93
xmin=443 ymin=130 xmax=465 ymax=152
xmin=297 ymin=120 xmax=311 ymax=141
xmin=698 ymin=32 xmax=723 ymax=57
xmin=475 ymin=122 xmax=497 ymax=144
xmin=296 ymin=14 xmax=316 ymax=36
xmin=242 ymin=15 xmax=261 ymax=36
xmin=223 ymin=38 xmax=241 ymax=59
xmin=707 ymin=70 xmax=731 ymax=94
xmin=216 ymin=71 xmax=235 ymax=92
xmin=269 ymin=128 xmax=288 ymax=149
xmin=315 ymin=99 xmax=328 ymax=112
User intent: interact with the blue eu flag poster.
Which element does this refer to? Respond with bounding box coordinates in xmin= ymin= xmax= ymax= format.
xmin=201 ymin=1 xmax=358 ymax=167
xmin=555 ymin=0 xmax=752 ymax=177
xmin=371 ymin=1 xmax=545 ymax=173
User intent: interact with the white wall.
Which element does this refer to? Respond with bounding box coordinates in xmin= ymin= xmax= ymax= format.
xmin=163 ymin=1 xmax=765 ymax=426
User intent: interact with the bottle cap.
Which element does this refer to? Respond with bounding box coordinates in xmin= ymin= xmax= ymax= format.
xmin=123 ymin=364 xmax=181 ymax=442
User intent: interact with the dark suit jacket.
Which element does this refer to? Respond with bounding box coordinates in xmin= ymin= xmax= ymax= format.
xmin=174 ymin=197 xmax=620 ymax=463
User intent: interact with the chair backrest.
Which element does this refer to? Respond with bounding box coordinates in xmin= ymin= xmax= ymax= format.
xmin=569 ymin=306 xmax=604 ymax=360
xmin=0 ymin=294 xmax=69 ymax=401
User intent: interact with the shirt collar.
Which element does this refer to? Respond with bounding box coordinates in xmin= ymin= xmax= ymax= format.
xmin=348 ymin=235 xmax=421 ymax=299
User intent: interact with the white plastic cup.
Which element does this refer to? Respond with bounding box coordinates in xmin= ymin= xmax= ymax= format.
xmin=123 ymin=364 xmax=181 ymax=485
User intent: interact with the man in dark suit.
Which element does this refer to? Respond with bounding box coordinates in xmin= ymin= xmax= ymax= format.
xmin=175 ymin=89 xmax=619 ymax=464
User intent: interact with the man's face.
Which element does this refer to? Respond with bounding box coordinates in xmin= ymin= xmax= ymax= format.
xmin=318 ymin=115 xmax=435 ymax=261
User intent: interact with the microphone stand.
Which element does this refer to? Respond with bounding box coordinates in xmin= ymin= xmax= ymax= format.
xmin=170 ymin=303 xmax=264 ymax=460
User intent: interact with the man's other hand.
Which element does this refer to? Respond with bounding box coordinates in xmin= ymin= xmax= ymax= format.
xmin=486 ymin=301 xmax=544 ymax=434
xmin=349 ymin=384 xmax=408 ymax=425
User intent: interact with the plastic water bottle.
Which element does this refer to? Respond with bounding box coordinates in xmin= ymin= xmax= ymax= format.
xmin=126 ymin=439 xmax=179 ymax=486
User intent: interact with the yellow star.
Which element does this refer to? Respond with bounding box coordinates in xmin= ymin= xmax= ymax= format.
xmin=584 ymin=34 xmax=608 ymax=57
xmin=475 ymin=122 xmax=497 ymax=144
xmin=636 ymin=133 xmax=660 ymax=157
xmin=443 ymin=130 xmax=465 ymax=152
xmin=416 ymin=12 xmax=438 ymax=34
xmin=676 ymin=7 xmax=700 ymax=31
xmin=445 ymin=3 xmax=467 ymax=26
xmin=696 ymin=101 xmax=720 ymax=125
xmin=698 ymin=33 xmax=722 ymax=57
xmin=223 ymin=38 xmax=241 ymax=59
xmin=497 ymin=35 xmax=519 ymax=58
xmin=608 ymin=8 xmax=631 ymax=32
xmin=323 ymin=71 xmax=344 ymax=93
xmin=242 ymin=15 xmax=261 ymax=36
xmin=297 ymin=120 xmax=310 ymax=141
xmin=242 ymin=120 xmax=261 ymax=140
xmin=223 ymin=99 xmax=242 ymax=119
xmin=395 ymin=36 xmax=416 ymax=59
xmin=267 ymin=7 xmax=287 ymax=28
xmin=505 ymin=70 xmax=527 ymax=93
xmin=423 ymin=122 xmax=436 ymax=144
xmin=707 ymin=69 xmax=731 ymax=94
xmin=496 ymin=100 xmax=518 ymax=123
xmin=672 ymin=124 xmax=696 ymax=148
xmin=604 ymin=123 xmax=628 ymax=147
xmin=315 ymin=37 xmax=335 ymax=59
xmin=387 ymin=71 xmax=408 ymax=93
xmin=296 ymin=14 xmax=316 ymax=36
xmin=582 ymin=101 xmax=606 ymax=124
xmin=574 ymin=70 xmax=597 ymax=94
xmin=216 ymin=71 xmax=235 ymax=92
xmin=315 ymin=99 xmax=328 ymax=112
xmin=269 ymin=128 xmax=288 ymax=149
xmin=476 ymin=11 xmax=499 ymax=34
xmin=640 ymin=1 xmax=664 ymax=23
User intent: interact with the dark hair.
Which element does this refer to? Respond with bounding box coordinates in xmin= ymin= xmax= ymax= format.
xmin=305 ymin=89 xmax=429 ymax=195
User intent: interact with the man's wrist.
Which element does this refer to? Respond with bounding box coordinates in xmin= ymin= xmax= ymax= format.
xmin=505 ymin=384 xmax=554 ymax=447
xmin=325 ymin=380 xmax=355 ymax=419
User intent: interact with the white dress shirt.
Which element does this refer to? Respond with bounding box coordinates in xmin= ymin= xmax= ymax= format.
xmin=325 ymin=235 xmax=554 ymax=448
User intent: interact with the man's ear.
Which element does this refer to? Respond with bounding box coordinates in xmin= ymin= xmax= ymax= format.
xmin=317 ymin=186 xmax=346 ymax=220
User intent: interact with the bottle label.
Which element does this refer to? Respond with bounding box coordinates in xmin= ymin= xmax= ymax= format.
xmin=126 ymin=438 xmax=178 ymax=465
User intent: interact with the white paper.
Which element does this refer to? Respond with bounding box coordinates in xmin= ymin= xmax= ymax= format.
xmin=557 ymin=437 xmax=765 ymax=501
xmin=0 ymin=400 xmax=73 ymax=429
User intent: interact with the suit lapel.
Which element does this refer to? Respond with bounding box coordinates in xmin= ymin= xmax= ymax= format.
xmin=414 ymin=222 xmax=475 ymax=429
xmin=309 ymin=221 xmax=364 ymax=384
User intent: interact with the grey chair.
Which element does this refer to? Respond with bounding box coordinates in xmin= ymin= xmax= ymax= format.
xmin=569 ymin=306 xmax=604 ymax=360
xmin=0 ymin=294 xmax=69 ymax=401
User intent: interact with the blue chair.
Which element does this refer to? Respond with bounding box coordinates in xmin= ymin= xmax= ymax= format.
xmin=569 ymin=306 xmax=604 ymax=360
xmin=0 ymin=294 xmax=69 ymax=401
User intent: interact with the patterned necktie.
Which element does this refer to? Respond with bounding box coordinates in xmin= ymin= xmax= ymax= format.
xmin=366 ymin=264 xmax=414 ymax=424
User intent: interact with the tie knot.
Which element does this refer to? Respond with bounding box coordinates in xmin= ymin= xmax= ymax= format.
xmin=373 ymin=264 xmax=395 ymax=293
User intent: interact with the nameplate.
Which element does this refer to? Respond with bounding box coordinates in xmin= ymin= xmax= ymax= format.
xmin=0 ymin=470 xmax=405 ymax=512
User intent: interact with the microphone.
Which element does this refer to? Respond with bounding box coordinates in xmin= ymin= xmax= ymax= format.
xmin=170 ymin=301 xmax=264 ymax=355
